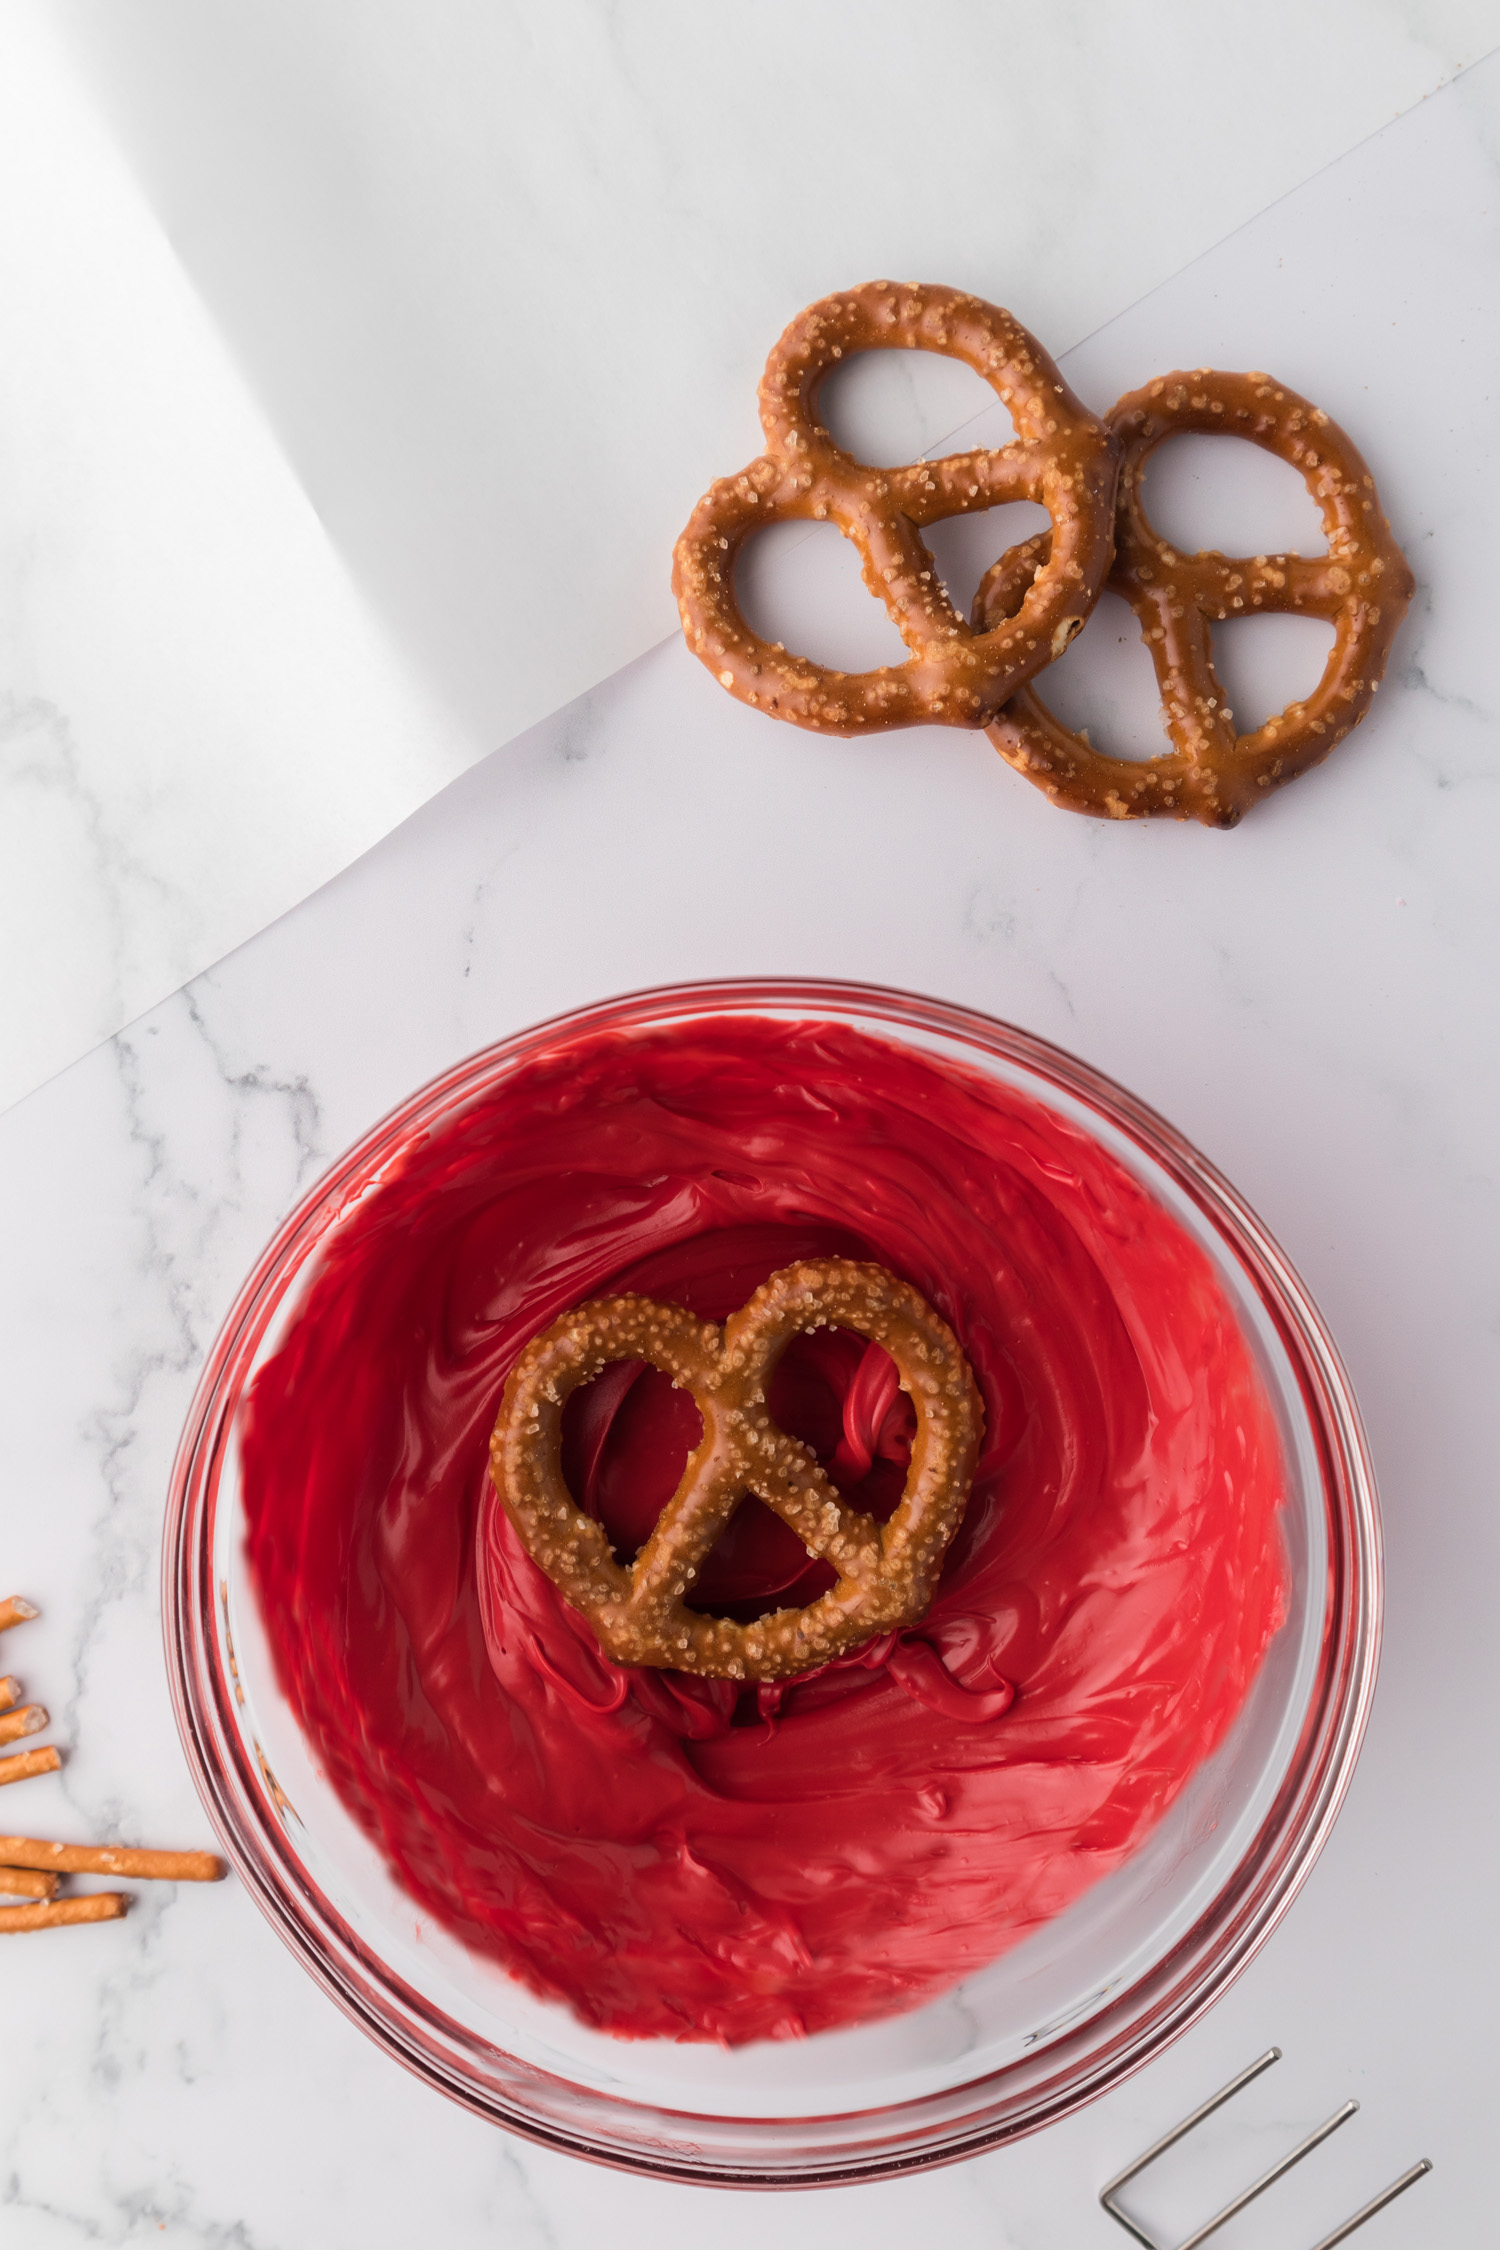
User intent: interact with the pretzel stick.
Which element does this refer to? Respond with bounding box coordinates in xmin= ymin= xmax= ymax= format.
xmin=0 ymin=1598 xmax=38 ymax=1635
xmin=0 ymin=1892 xmax=128 ymax=1932
xmin=0 ymin=1705 xmax=47 ymax=1746
xmin=0 ymin=1678 xmax=18 ymax=1712
xmin=0 ymin=1867 xmax=57 ymax=1899
xmin=0 ymin=1747 xmax=59 ymax=1786
xmin=0 ymin=1835 xmax=225 ymax=1881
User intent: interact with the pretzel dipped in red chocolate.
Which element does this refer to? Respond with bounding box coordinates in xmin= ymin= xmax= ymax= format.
xmin=489 ymin=1258 xmax=982 ymax=1682
xmin=673 ymin=283 xmax=1119 ymax=734
xmin=975 ymin=369 xmax=1413 ymax=825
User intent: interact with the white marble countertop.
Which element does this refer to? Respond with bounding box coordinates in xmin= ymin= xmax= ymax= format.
xmin=2 ymin=32 xmax=1498 ymax=2250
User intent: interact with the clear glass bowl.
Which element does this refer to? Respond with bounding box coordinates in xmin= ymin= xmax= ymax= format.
xmin=163 ymin=979 xmax=1380 ymax=2186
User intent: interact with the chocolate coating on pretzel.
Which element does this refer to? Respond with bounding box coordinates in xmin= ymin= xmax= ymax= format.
xmin=489 ymin=1259 xmax=982 ymax=1682
xmin=672 ymin=283 xmax=1119 ymax=734
xmin=976 ymin=369 xmax=1414 ymax=825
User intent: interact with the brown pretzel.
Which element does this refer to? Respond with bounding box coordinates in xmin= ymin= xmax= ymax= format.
xmin=0 ymin=1836 xmax=226 ymax=1881
xmin=0 ymin=1892 xmax=128 ymax=1932
xmin=0 ymin=1746 xmax=59 ymax=1787
xmin=489 ymin=1259 xmax=982 ymax=1682
xmin=976 ymin=369 xmax=1413 ymax=825
xmin=672 ymin=283 xmax=1119 ymax=734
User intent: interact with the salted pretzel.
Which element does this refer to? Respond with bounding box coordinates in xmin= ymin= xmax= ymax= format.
xmin=489 ymin=1258 xmax=982 ymax=1683
xmin=975 ymin=370 xmax=1413 ymax=825
xmin=672 ymin=282 xmax=1119 ymax=734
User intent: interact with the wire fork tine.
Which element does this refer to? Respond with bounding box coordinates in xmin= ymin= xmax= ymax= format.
xmin=1306 ymin=2161 xmax=1434 ymax=2250
xmin=1099 ymin=2050 xmax=1432 ymax=2250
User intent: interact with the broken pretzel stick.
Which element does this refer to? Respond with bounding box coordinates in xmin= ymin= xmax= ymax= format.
xmin=0 ymin=1892 xmax=128 ymax=1932
xmin=0 ymin=1835 xmax=225 ymax=1882
xmin=0 ymin=1866 xmax=57 ymax=1900
xmin=0 ymin=1746 xmax=60 ymax=1787
xmin=0 ymin=1677 xmax=19 ymax=1712
xmin=0 ymin=1597 xmax=38 ymax=1635
xmin=0 ymin=1704 xmax=47 ymax=1747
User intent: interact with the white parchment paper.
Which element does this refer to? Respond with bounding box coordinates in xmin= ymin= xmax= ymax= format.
xmin=1 ymin=0 xmax=1494 ymax=1112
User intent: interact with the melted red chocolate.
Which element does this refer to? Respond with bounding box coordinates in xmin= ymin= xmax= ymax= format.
xmin=242 ymin=1017 xmax=1286 ymax=2044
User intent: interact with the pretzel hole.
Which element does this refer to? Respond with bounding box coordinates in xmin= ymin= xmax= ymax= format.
xmin=768 ymin=1331 xmax=914 ymax=1514
xmin=560 ymin=1362 xmax=703 ymax=1565
xmin=687 ymin=1499 xmax=835 ymax=1621
xmin=817 ymin=349 xmax=1012 ymax=467
xmin=1141 ymin=434 xmax=1326 ymax=559
xmin=1209 ymin=614 xmax=1337 ymax=734
xmin=1034 ymin=590 xmax=1171 ymax=762
xmin=924 ymin=504 xmax=1051 ymax=617
xmin=735 ymin=520 xmax=909 ymax=670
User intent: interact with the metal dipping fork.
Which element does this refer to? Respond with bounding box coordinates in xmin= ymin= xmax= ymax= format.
xmin=1099 ymin=2049 xmax=1432 ymax=2250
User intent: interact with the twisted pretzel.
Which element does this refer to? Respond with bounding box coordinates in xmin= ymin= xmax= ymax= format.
xmin=976 ymin=369 xmax=1413 ymax=825
xmin=489 ymin=1259 xmax=982 ymax=1682
xmin=672 ymin=283 xmax=1119 ymax=734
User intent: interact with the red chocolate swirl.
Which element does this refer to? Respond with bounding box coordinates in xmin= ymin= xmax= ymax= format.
xmin=242 ymin=1016 xmax=1286 ymax=2044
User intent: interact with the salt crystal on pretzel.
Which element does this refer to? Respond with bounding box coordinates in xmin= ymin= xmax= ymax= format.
xmin=977 ymin=368 xmax=1414 ymax=824
xmin=490 ymin=1258 xmax=982 ymax=1683
xmin=673 ymin=282 xmax=1119 ymax=735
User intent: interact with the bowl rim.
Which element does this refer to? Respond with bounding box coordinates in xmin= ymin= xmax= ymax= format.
xmin=162 ymin=975 xmax=1382 ymax=2186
